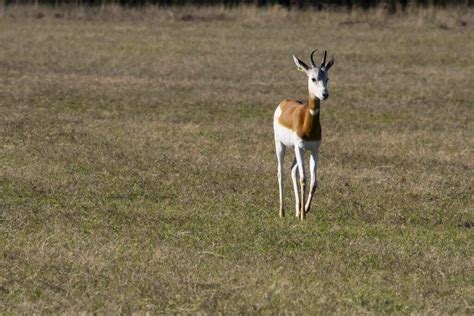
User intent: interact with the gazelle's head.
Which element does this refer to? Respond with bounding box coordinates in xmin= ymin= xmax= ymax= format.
xmin=292 ymin=50 xmax=335 ymax=101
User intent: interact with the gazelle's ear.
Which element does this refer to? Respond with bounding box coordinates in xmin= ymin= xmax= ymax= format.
xmin=292 ymin=55 xmax=309 ymax=73
xmin=326 ymin=57 xmax=335 ymax=71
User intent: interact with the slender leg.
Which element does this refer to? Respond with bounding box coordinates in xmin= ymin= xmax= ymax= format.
xmin=304 ymin=149 xmax=319 ymax=214
xmin=290 ymin=159 xmax=300 ymax=217
xmin=275 ymin=141 xmax=286 ymax=217
xmin=294 ymin=147 xmax=306 ymax=221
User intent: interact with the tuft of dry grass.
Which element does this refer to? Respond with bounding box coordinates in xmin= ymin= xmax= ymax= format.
xmin=1 ymin=5 xmax=473 ymax=313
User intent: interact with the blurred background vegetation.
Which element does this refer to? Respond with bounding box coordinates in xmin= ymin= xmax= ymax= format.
xmin=2 ymin=0 xmax=472 ymax=11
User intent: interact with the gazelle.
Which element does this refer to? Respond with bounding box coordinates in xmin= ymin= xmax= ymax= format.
xmin=273 ymin=49 xmax=334 ymax=221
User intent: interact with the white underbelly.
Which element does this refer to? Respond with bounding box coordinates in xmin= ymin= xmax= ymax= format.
xmin=274 ymin=120 xmax=296 ymax=147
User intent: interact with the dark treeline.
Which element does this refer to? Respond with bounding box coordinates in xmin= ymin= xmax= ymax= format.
xmin=5 ymin=0 xmax=472 ymax=10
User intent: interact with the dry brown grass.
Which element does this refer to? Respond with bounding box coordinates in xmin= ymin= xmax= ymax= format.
xmin=1 ymin=5 xmax=473 ymax=313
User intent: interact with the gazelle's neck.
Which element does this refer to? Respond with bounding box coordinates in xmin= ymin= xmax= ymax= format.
xmin=307 ymin=93 xmax=320 ymax=116
xmin=300 ymin=93 xmax=321 ymax=141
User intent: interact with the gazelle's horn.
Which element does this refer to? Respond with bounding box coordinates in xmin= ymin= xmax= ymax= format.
xmin=321 ymin=50 xmax=327 ymax=67
xmin=310 ymin=49 xmax=318 ymax=68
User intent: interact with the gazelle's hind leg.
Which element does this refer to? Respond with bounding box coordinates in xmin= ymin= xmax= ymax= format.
xmin=290 ymin=159 xmax=300 ymax=217
xmin=275 ymin=141 xmax=286 ymax=217
xmin=304 ymin=149 xmax=319 ymax=214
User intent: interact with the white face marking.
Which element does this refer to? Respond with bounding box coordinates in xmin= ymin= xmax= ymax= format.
xmin=306 ymin=67 xmax=329 ymax=101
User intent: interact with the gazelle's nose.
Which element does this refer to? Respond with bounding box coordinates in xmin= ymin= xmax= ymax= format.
xmin=322 ymin=92 xmax=329 ymax=99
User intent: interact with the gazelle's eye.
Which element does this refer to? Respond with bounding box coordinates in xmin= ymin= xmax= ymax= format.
xmin=311 ymin=78 xmax=316 ymax=82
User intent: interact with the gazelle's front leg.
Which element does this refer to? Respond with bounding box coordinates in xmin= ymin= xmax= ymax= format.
xmin=290 ymin=159 xmax=300 ymax=217
xmin=275 ymin=141 xmax=286 ymax=217
xmin=294 ymin=147 xmax=306 ymax=221
xmin=304 ymin=149 xmax=319 ymax=214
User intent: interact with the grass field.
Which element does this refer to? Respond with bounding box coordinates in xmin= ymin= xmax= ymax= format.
xmin=1 ymin=5 xmax=473 ymax=313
